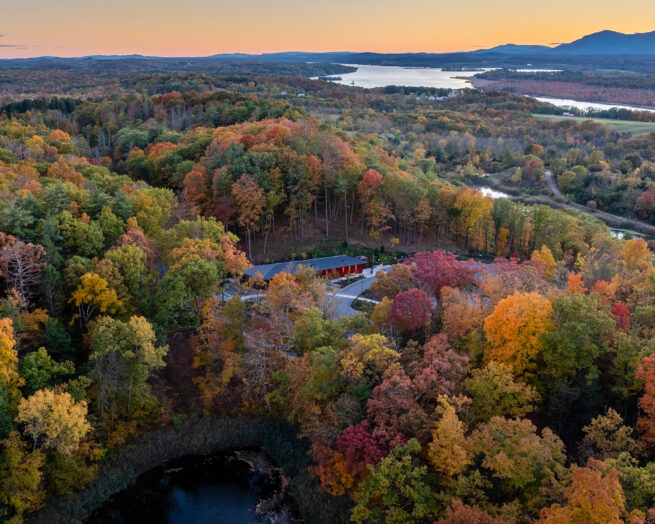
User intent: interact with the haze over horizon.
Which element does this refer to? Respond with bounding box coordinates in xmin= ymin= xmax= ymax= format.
xmin=2 ymin=0 xmax=655 ymax=59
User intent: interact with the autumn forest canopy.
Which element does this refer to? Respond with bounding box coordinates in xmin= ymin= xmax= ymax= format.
xmin=2 ymin=59 xmax=655 ymax=524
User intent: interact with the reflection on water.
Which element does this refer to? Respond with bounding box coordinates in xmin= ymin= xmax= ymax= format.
xmin=88 ymin=452 xmax=297 ymax=524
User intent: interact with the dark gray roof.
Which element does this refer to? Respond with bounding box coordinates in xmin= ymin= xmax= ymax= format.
xmin=244 ymin=255 xmax=364 ymax=280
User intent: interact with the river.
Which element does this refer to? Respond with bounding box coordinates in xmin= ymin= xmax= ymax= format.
xmin=325 ymin=64 xmax=654 ymax=113
xmin=533 ymin=96 xmax=655 ymax=114
xmin=87 ymin=451 xmax=298 ymax=524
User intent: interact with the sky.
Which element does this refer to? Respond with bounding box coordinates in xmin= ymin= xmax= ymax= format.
xmin=2 ymin=0 xmax=655 ymax=58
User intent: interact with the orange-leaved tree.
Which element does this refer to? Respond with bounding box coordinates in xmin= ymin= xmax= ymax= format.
xmin=483 ymin=292 xmax=553 ymax=378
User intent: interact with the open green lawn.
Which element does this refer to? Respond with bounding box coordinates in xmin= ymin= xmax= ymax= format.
xmin=533 ymin=114 xmax=655 ymax=136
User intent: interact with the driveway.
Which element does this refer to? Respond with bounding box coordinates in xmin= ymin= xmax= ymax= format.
xmin=332 ymin=265 xmax=389 ymax=318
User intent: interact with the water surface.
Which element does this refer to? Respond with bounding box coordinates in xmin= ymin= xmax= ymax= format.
xmin=88 ymin=452 xmax=297 ymax=524
xmin=322 ymin=64 xmax=655 ymax=113
xmin=331 ymin=64 xmax=488 ymax=89
xmin=533 ymin=96 xmax=655 ymax=114
xmin=471 ymin=186 xmax=511 ymax=199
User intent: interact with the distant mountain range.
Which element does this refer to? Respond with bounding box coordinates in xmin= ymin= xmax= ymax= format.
xmin=2 ymin=30 xmax=655 ymax=72
xmin=209 ymin=30 xmax=655 ymax=61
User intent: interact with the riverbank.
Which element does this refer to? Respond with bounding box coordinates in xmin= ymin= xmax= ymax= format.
xmin=28 ymin=417 xmax=350 ymax=524
xmin=468 ymin=77 xmax=655 ymax=112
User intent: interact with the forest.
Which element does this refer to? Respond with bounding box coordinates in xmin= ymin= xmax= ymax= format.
xmin=1 ymin=65 xmax=655 ymax=523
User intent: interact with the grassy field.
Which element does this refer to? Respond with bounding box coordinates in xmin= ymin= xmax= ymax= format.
xmin=533 ymin=114 xmax=655 ymax=136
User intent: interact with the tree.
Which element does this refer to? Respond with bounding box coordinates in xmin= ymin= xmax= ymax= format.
xmin=566 ymin=272 xmax=587 ymax=294
xmin=465 ymin=362 xmax=540 ymax=423
xmin=466 ymin=417 xmax=566 ymax=498
xmin=409 ymin=334 xmax=469 ymax=408
xmin=46 ymin=158 xmax=85 ymax=186
xmin=622 ymin=238 xmax=651 ymax=272
xmin=17 ymin=389 xmax=90 ymax=455
xmin=19 ymin=347 xmax=74 ymax=397
xmin=337 ymin=420 xmax=390 ymax=480
xmin=541 ymin=293 xmax=614 ymax=386
xmin=439 ymin=286 xmax=487 ymax=344
xmin=340 ymin=333 xmax=399 ymax=382
xmin=370 ymin=264 xmax=414 ymax=299
xmin=358 ymin=168 xmax=384 ymax=234
xmin=428 ymin=395 xmax=471 ymax=482
xmin=409 ymin=251 xmax=478 ymax=298
xmin=483 ymin=292 xmax=553 ymax=378
xmin=387 ymin=288 xmax=432 ymax=334
xmin=0 ymin=318 xmax=23 ymax=405
xmin=90 ymin=316 xmax=167 ymax=421
xmin=0 ymin=432 xmax=45 ymax=520
xmin=293 ymin=307 xmax=345 ymax=354
xmin=636 ymin=354 xmax=655 ymax=445
xmin=104 ymin=244 xmax=151 ymax=302
xmin=537 ymin=459 xmax=626 ymax=524
xmin=133 ymin=187 xmax=174 ymax=237
xmin=0 ymin=239 xmax=47 ymax=300
xmin=96 ymin=206 xmax=124 ymax=245
xmin=581 ymin=409 xmax=642 ymax=460
xmin=232 ymin=173 xmax=265 ymax=259
xmin=611 ymin=302 xmax=631 ymax=333
xmin=436 ymin=500 xmax=510 ymax=524
xmin=69 ymin=272 xmax=122 ymax=328
xmin=56 ymin=211 xmax=104 ymax=258
xmin=351 ymin=439 xmax=438 ymax=524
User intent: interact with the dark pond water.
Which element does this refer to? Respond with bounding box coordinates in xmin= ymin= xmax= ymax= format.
xmin=88 ymin=451 xmax=298 ymax=524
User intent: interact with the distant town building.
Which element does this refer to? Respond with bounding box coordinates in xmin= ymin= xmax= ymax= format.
xmin=244 ymin=255 xmax=365 ymax=281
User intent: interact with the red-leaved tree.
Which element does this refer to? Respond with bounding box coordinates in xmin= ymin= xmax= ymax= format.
xmin=408 ymin=251 xmax=478 ymax=298
xmin=387 ymin=288 xmax=432 ymax=334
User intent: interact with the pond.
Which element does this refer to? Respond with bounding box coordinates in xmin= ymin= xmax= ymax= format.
xmin=87 ymin=451 xmax=298 ymax=524
xmin=471 ymin=186 xmax=511 ymax=199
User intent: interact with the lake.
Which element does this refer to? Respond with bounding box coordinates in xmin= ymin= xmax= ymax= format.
xmin=87 ymin=451 xmax=297 ymax=524
xmin=331 ymin=64 xmax=488 ymax=89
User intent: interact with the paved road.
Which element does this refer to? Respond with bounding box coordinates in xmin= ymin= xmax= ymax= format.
xmin=544 ymin=170 xmax=655 ymax=236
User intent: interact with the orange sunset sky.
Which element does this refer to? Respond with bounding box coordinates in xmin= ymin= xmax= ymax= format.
xmin=2 ymin=0 xmax=655 ymax=59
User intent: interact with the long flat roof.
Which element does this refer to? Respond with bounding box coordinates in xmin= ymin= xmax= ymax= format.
xmin=244 ymin=255 xmax=364 ymax=280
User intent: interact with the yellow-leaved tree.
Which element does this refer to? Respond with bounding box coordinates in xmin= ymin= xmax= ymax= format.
xmin=17 ymin=388 xmax=91 ymax=455
xmin=0 ymin=318 xmax=24 ymax=405
xmin=69 ymin=272 xmax=122 ymax=328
